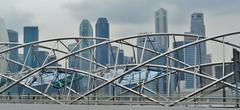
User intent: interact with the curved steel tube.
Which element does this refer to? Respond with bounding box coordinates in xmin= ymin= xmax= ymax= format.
xmin=0 ymin=32 xmax=239 ymax=106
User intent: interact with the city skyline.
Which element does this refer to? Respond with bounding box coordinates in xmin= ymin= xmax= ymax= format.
xmin=0 ymin=0 xmax=239 ymax=40
xmin=0 ymin=1 xmax=240 ymax=108
xmin=1 ymin=0 xmax=239 ymax=63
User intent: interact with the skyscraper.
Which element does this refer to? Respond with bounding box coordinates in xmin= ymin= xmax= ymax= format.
xmin=68 ymin=43 xmax=80 ymax=69
xmin=24 ymin=26 xmax=39 ymax=68
xmin=137 ymin=8 xmax=169 ymax=94
xmin=75 ymin=19 xmax=92 ymax=92
xmin=0 ymin=18 xmax=9 ymax=73
xmin=95 ymin=18 xmax=110 ymax=95
xmin=190 ymin=13 xmax=205 ymax=37
xmin=7 ymin=29 xmax=19 ymax=73
xmin=173 ymin=41 xmax=185 ymax=79
xmin=155 ymin=8 xmax=168 ymax=54
xmin=173 ymin=41 xmax=185 ymax=92
xmin=190 ymin=12 xmax=207 ymax=65
xmin=80 ymin=19 xmax=93 ymax=36
xmin=68 ymin=19 xmax=93 ymax=71
xmin=36 ymin=50 xmax=48 ymax=67
xmin=214 ymin=64 xmax=233 ymax=87
xmin=184 ymin=33 xmax=199 ymax=89
xmin=96 ymin=18 xmax=109 ymax=66
xmin=109 ymin=46 xmax=124 ymax=65
xmin=183 ymin=13 xmax=207 ymax=90
xmin=79 ymin=19 xmax=94 ymax=71
xmin=155 ymin=8 xmax=168 ymax=94
xmin=137 ymin=32 xmax=157 ymax=64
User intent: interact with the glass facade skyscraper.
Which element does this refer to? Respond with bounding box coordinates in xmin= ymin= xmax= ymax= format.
xmin=184 ymin=13 xmax=206 ymax=89
xmin=79 ymin=19 xmax=94 ymax=71
xmin=190 ymin=12 xmax=206 ymax=65
xmin=184 ymin=35 xmax=199 ymax=89
xmin=155 ymin=8 xmax=168 ymax=94
xmin=68 ymin=43 xmax=80 ymax=69
xmin=36 ymin=50 xmax=48 ymax=67
xmin=173 ymin=41 xmax=185 ymax=80
xmin=173 ymin=41 xmax=185 ymax=92
xmin=137 ymin=8 xmax=168 ymax=65
xmin=137 ymin=33 xmax=158 ymax=64
xmin=80 ymin=19 xmax=93 ymax=36
xmin=24 ymin=26 xmax=39 ymax=68
xmin=190 ymin=13 xmax=205 ymax=37
xmin=109 ymin=46 xmax=124 ymax=65
xmin=68 ymin=19 xmax=93 ymax=71
xmin=96 ymin=18 xmax=109 ymax=66
xmin=137 ymin=8 xmax=169 ymax=95
xmin=7 ymin=29 xmax=19 ymax=73
xmin=155 ymin=8 xmax=168 ymax=55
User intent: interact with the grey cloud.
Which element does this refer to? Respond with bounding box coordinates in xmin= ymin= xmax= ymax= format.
xmin=62 ymin=0 xmax=240 ymax=37
xmin=0 ymin=1 xmax=35 ymax=35
xmin=62 ymin=0 xmax=169 ymax=24
xmin=63 ymin=0 xmax=240 ymax=27
xmin=166 ymin=0 xmax=240 ymax=12
xmin=4 ymin=8 xmax=34 ymax=31
xmin=163 ymin=0 xmax=240 ymax=27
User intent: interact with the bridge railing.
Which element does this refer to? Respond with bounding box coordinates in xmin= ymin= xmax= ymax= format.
xmin=0 ymin=95 xmax=239 ymax=106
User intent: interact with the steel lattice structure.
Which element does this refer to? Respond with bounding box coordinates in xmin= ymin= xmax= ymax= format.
xmin=0 ymin=32 xmax=239 ymax=107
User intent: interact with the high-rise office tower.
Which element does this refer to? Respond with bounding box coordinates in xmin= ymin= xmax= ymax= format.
xmin=173 ymin=41 xmax=185 ymax=92
xmin=24 ymin=26 xmax=39 ymax=68
xmin=202 ymin=54 xmax=212 ymax=86
xmin=34 ymin=50 xmax=59 ymax=67
xmin=155 ymin=8 xmax=168 ymax=54
xmin=80 ymin=19 xmax=93 ymax=36
xmin=214 ymin=64 xmax=233 ymax=87
xmin=155 ymin=8 xmax=169 ymax=94
xmin=7 ymin=29 xmax=19 ymax=73
xmin=173 ymin=42 xmax=185 ymax=77
xmin=190 ymin=13 xmax=206 ymax=64
xmin=36 ymin=50 xmax=48 ymax=67
xmin=136 ymin=32 xmax=163 ymax=94
xmin=79 ymin=19 xmax=94 ymax=71
xmin=95 ymin=18 xmax=110 ymax=95
xmin=190 ymin=13 xmax=205 ymax=37
xmin=137 ymin=32 xmax=158 ymax=64
xmin=173 ymin=32 xmax=204 ymax=91
xmin=0 ymin=18 xmax=9 ymax=73
xmin=137 ymin=8 xmax=169 ymax=94
xmin=68 ymin=19 xmax=94 ymax=93
xmin=68 ymin=43 xmax=80 ymax=69
xmin=183 ymin=13 xmax=207 ymax=90
xmin=109 ymin=45 xmax=124 ymax=65
xmin=184 ymin=32 xmax=198 ymax=89
xmin=68 ymin=19 xmax=93 ymax=71
xmin=190 ymin=12 xmax=206 ymax=65
xmin=95 ymin=18 xmax=109 ymax=66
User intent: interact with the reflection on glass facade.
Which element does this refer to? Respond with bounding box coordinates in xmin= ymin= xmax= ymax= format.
xmin=7 ymin=29 xmax=19 ymax=73
xmin=68 ymin=19 xmax=93 ymax=71
xmin=96 ymin=18 xmax=109 ymax=66
xmin=79 ymin=19 xmax=94 ymax=71
xmin=109 ymin=46 xmax=124 ymax=65
xmin=24 ymin=26 xmax=39 ymax=68
xmin=184 ymin=13 xmax=207 ymax=90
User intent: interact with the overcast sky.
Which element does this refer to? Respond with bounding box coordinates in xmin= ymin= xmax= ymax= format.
xmin=0 ymin=0 xmax=240 ymax=60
